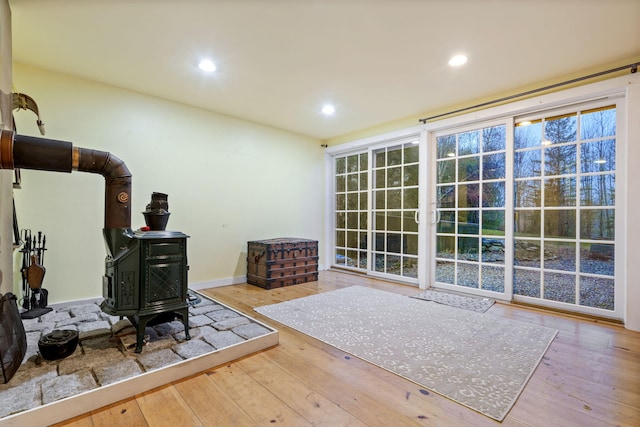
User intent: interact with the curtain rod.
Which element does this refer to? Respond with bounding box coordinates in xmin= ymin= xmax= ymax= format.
xmin=418 ymin=62 xmax=638 ymax=124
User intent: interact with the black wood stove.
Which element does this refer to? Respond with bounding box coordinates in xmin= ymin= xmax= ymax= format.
xmin=101 ymin=229 xmax=190 ymax=353
xmin=0 ymin=131 xmax=193 ymax=354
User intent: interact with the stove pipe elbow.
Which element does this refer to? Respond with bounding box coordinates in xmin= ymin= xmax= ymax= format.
xmin=0 ymin=130 xmax=132 ymax=230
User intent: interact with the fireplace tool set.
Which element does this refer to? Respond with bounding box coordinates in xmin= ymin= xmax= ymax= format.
xmin=19 ymin=229 xmax=52 ymax=319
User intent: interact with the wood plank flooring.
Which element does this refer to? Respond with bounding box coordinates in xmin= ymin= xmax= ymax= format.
xmin=54 ymin=270 xmax=640 ymax=427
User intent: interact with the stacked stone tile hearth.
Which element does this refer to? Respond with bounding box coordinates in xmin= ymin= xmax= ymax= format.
xmin=0 ymin=294 xmax=271 ymax=419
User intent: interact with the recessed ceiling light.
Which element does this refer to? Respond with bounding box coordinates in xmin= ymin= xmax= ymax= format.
xmin=448 ymin=54 xmax=468 ymax=67
xmin=198 ymin=59 xmax=216 ymax=72
xmin=322 ymin=104 xmax=335 ymax=115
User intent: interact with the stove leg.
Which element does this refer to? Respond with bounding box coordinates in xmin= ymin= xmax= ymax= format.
xmin=177 ymin=307 xmax=190 ymax=341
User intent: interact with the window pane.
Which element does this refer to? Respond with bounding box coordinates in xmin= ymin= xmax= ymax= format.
xmin=347 ymin=154 xmax=359 ymax=172
xmin=580 ymin=175 xmax=615 ymax=206
xmin=436 ymin=236 xmax=455 ymax=259
xmin=336 ymin=193 xmax=346 ymax=210
xmin=375 ymin=168 xmax=385 ymax=188
xmin=347 ymin=193 xmax=358 ymax=210
xmin=347 ymin=231 xmax=358 ymax=248
xmin=437 ymin=135 xmax=456 ymax=159
xmin=514 ymin=121 xmax=542 ymax=149
xmin=458 ymin=183 xmax=480 ymax=208
xmin=482 ymin=210 xmax=505 ymax=236
xmin=581 ymin=139 xmax=615 ymax=172
xmin=374 ymin=232 xmax=384 ymax=251
xmin=387 ymin=233 xmax=402 ymax=253
xmin=580 ymin=107 xmax=616 ymax=139
xmin=387 ymin=167 xmax=402 ymax=187
xmin=404 ymin=234 xmax=418 ymax=255
xmin=458 ymin=237 xmax=479 ymax=261
xmin=387 ymin=211 xmax=401 ymax=231
xmin=544 ymin=177 xmax=576 ymax=207
xmin=457 ymin=262 xmax=479 ymax=287
xmin=347 ymin=174 xmax=359 ymax=192
xmin=544 ymin=241 xmax=576 ymax=271
xmin=482 ymin=265 xmax=504 ymax=292
xmin=544 ymin=114 xmax=576 ymax=143
xmin=403 ymin=188 xmax=418 ymax=209
xmin=336 ymin=230 xmax=345 ymax=247
xmin=437 ymin=185 xmax=455 ymax=208
xmin=579 ymin=276 xmax=614 ymax=310
xmin=458 ymin=156 xmax=480 ymax=182
xmin=359 ymin=191 xmax=368 ymax=210
xmin=404 ymin=164 xmax=419 ymax=186
xmin=404 ymin=144 xmax=419 ymax=163
xmin=580 ymin=242 xmax=614 ymax=276
xmin=336 ymin=175 xmax=345 ymax=192
xmin=514 ymin=149 xmax=541 ymax=178
xmin=346 ymin=212 xmax=358 ymax=229
xmin=545 ymin=145 xmax=576 ymax=175
xmin=458 ymin=210 xmax=479 ymax=235
xmin=515 ymin=210 xmax=541 ymax=237
xmin=437 ymin=211 xmax=455 ymax=233
xmin=437 ymin=160 xmax=455 ymax=183
xmin=359 ymin=172 xmax=368 ymax=189
xmin=458 ymin=184 xmax=480 ymax=208
xmin=403 ymin=211 xmax=418 ymax=232
xmin=515 ymin=240 xmax=541 ymax=267
xmin=515 ymin=180 xmax=541 ymax=207
xmin=482 ymin=182 xmax=505 ymax=207
xmin=335 ymin=157 xmax=346 ymax=174
xmin=375 ymin=150 xmax=385 ymax=168
xmin=359 ymin=153 xmax=368 ymax=170
xmin=482 ymin=125 xmax=506 ymax=152
xmin=387 ymin=148 xmax=402 ymax=166
xmin=544 ymin=210 xmax=576 ymax=238
xmin=403 ymin=257 xmax=418 ymax=278
xmin=514 ymin=268 xmax=540 ymax=297
xmin=359 ymin=212 xmax=367 ymax=230
xmin=375 ymin=213 xmax=385 ymax=231
xmin=387 ymin=189 xmax=401 ymax=209
xmin=580 ymin=209 xmax=614 ymax=240
xmin=544 ymin=272 xmax=575 ymax=303
xmin=335 ymin=248 xmax=346 ymax=265
xmin=436 ymin=260 xmax=455 ymax=284
xmin=482 ymin=153 xmax=506 ymax=180
xmin=482 ymin=238 xmax=504 ymax=264
xmin=336 ymin=211 xmax=345 ymax=229
xmin=458 ymin=130 xmax=480 ymax=155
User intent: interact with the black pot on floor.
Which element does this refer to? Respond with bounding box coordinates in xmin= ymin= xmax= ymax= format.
xmin=38 ymin=329 xmax=79 ymax=360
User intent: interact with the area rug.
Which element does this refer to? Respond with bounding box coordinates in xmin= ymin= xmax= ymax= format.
xmin=255 ymin=286 xmax=557 ymax=421
xmin=411 ymin=289 xmax=495 ymax=312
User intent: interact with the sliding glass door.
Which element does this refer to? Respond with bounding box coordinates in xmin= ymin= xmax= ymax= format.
xmin=333 ymin=137 xmax=421 ymax=284
xmin=433 ymin=123 xmax=510 ymax=299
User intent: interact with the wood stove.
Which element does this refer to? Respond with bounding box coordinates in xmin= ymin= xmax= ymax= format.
xmin=0 ymin=130 xmax=192 ymax=353
xmin=101 ymin=230 xmax=190 ymax=353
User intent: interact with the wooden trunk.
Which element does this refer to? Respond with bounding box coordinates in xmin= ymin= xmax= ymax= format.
xmin=247 ymin=238 xmax=318 ymax=289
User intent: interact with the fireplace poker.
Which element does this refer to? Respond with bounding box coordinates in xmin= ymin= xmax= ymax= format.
xmin=19 ymin=229 xmax=32 ymax=310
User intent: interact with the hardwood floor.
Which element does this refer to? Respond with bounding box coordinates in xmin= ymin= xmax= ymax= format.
xmin=54 ymin=270 xmax=640 ymax=427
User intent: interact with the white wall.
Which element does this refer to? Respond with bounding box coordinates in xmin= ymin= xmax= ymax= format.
xmin=11 ymin=63 xmax=325 ymax=303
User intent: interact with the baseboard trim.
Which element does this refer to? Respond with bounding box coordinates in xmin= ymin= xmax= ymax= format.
xmin=188 ymin=275 xmax=247 ymax=290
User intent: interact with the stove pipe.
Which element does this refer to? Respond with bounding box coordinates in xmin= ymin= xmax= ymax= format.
xmin=0 ymin=130 xmax=132 ymax=257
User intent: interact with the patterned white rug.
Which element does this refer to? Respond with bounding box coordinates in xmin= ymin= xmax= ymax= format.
xmin=255 ymin=286 xmax=557 ymax=421
xmin=412 ymin=289 xmax=495 ymax=312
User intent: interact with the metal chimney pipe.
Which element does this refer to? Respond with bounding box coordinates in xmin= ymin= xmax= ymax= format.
xmin=0 ymin=130 xmax=132 ymax=254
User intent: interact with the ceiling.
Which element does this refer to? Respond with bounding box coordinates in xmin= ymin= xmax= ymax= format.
xmin=8 ymin=0 xmax=640 ymax=141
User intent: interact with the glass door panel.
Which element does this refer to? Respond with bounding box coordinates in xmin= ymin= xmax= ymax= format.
xmin=513 ymin=105 xmax=617 ymax=313
xmin=371 ymin=142 xmax=419 ymax=281
xmin=434 ymin=124 xmax=507 ymax=296
xmin=334 ymin=152 xmax=368 ymax=270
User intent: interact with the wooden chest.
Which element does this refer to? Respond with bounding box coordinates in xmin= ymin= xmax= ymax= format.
xmin=247 ymin=238 xmax=319 ymax=289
